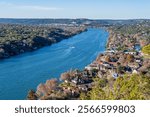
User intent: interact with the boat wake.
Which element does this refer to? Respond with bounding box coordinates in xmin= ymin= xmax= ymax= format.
xmin=70 ymin=46 xmax=75 ymax=49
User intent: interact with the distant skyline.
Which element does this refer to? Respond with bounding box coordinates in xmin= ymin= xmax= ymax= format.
xmin=0 ymin=0 xmax=150 ymax=19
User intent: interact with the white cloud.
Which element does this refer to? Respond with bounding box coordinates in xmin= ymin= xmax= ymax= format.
xmin=0 ymin=2 xmax=61 ymax=11
xmin=16 ymin=5 xmax=61 ymax=11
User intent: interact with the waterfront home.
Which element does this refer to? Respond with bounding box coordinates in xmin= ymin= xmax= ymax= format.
xmin=125 ymin=51 xmax=137 ymax=55
xmin=105 ymin=50 xmax=115 ymax=54
xmin=98 ymin=56 xmax=106 ymax=61
xmin=85 ymin=65 xmax=93 ymax=71
xmin=85 ymin=63 xmax=99 ymax=71
xmin=96 ymin=61 xmax=103 ymax=65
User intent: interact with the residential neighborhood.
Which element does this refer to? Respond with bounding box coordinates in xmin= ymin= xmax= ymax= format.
xmin=27 ymin=22 xmax=150 ymax=100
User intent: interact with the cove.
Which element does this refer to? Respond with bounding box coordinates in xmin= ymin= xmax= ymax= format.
xmin=0 ymin=28 xmax=109 ymax=100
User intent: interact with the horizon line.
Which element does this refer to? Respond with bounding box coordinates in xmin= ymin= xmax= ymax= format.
xmin=0 ymin=17 xmax=150 ymax=20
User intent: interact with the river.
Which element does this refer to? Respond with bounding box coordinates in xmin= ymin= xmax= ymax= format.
xmin=0 ymin=28 xmax=109 ymax=100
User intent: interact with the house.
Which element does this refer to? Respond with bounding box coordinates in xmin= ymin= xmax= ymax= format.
xmin=96 ymin=61 xmax=103 ymax=65
xmin=103 ymin=62 xmax=111 ymax=67
xmin=78 ymin=85 xmax=88 ymax=92
xmin=125 ymin=51 xmax=137 ymax=55
xmin=128 ymin=63 xmax=140 ymax=70
xmin=118 ymin=55 xmax=125 ymax=63
xmin=135 ymin=58 xmax=141 ymax=63
xmin=102 ymin=62 xmax=114 ymax=69
xmin=64 ymin=80 xmax=69 ymax=83
xmin=112 ymin=73 xmax=119 ymax=79
xmin=62 ymin=87 xmax=71 ymax=93
xmin=88 ymin=70 xmax=96 ymax=78
xmin=82 ymin=77 xmax=92 ymax=83
xmin=85 ymin=63 xmax=99 ymax=71
xmin=98 ymin=64 xmax=106 ymax=71
xmin=99 ymin=56 xmax=106 ymax=61
xmin=71 ymin=77 xmax=84 ymax=85
xmin=82 ymin=70 xmax=89 ymax=77
xmin=85 ymin=65 xmax=93 ymax=71
xmin=98 ymin=71 xmax=106 ymax=78
xmin=110 ymin=57 xmax=118 ymax=62
xmin=71 ymin=78 xmax=78 ymax=84
xmin=108 ymin=62 xmax=117 ymax=67
xmin=105 ymin=50 xmax=115 ymax=53
xmin=90 ymin=62 xmax=99 ymax=69
xmin=124 ymin=66 xmax=132 ymax=73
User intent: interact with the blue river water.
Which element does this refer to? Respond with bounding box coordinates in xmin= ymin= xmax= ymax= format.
xmin=0 ymin=28 xmax=109 ymax=100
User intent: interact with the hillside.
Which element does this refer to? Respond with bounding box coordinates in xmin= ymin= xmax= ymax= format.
xmin=0 ymin=24 xmax=86 ymax=59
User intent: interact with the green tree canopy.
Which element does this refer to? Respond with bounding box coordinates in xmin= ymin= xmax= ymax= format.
xmin=142 ymin=44 xmax=150 ymax=55
xmin=80 ymin=74 xmax=150 ymax=100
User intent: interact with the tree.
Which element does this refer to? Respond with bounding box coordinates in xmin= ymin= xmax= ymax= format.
xmin=105 ymin=56 xmax=111 ymax=62
xmin=80 ymin=92 xmax=88 ymax=100
xmin=45 ymin=79 xmax=58 ymax=91
xmin=113 ymin=74 xmax=150 ymax=99
xmin=60 ymin=70 xmax=75 ymax=81
xmin=27 ymin=90 xmax=38 ymax=100
xmin=81 ymin=74 xmax=150 ymax=100
xmin=126 ymin=54 xmax=134 ymax=62
xmin=117 ymin=65 xmax=125 ymax=74
xmin=36 ymin=79 xmax=58 ymax=98
xmin=60 ymin=72 xmax=71 ymax=81
xmin=140 ymin=40 xmax=148 ymax=47
xmin=36 ymin=83 xmax=48 ymax=97
xmin=142 ymin=44 xmax=150 ymax=55
xmin=80 ymin=78 xmax=108 ymax=100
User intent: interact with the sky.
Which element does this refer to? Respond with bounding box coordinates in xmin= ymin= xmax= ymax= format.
xmin=0 ymin=0 xmax=150 ymax=19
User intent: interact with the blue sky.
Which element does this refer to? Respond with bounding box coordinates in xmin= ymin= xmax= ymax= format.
xmin=0 ymin=0 xmax=149 ymax=19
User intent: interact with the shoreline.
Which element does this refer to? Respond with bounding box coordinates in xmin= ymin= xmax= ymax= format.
xmin=0 ymin=27 xmax=107 ymax=100
xmin=27 ymin=28 xmax=110 ymax=100
xmin=27 ymin=24 xmax=150 ymax=100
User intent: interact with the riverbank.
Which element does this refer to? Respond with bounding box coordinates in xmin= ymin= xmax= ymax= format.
xmin=0 ymin=24 xmax=87 ymax=59
xmin=0 ymin=28 xmax=108 ymax=99
xmin=27 ymin=23 xmax=150 ymax=100
xmin=27 ymin=28 xmax=110 ymax=100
